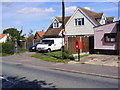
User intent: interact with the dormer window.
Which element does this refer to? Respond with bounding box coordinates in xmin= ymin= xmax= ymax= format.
xmin=53 ymin=19 xmax=59 ymax=28
xmin=100 ymin=19 xmax=106 ymax=25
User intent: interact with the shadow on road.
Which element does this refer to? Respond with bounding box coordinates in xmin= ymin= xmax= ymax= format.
xmin=2 ymin=76 xmax=57 ymax=90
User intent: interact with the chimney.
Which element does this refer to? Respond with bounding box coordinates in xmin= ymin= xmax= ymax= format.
xmin=42 ymin=30 xmax=44 ymax=32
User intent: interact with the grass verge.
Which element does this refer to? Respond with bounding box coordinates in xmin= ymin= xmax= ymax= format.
xmin=74 ymin=54 xmax=90 ymax=59
xmin=31 ymin=51 xmax=70 ymax=63
xmin=0 ymin=53 xmax=12 ymax=57
xmin=18 ymin=48 xmax=28 ymax=53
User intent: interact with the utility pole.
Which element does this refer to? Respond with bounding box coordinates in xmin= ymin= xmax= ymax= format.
xmin=116 ymin=2 xmax=120 ymax=58
xmin=62 ymin=0 xmax=65 ymax=58
xmin=118 ymin=20 xmax=120 ymax=59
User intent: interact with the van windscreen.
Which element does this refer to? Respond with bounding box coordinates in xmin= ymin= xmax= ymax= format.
xmin=40 ymin=40 xmax=54 ymax=44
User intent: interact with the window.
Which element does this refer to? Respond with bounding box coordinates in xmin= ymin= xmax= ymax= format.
xmin=74 ymin=18 xmax=84 ymax=26
xmin=53 ymin=22 xmax=59 ymax=28
xmin=40 ymin=40 xmax=54 ymax=44
xmin=104 ymin=33 xmax=116 ymax=43
xmin=53 ymin=19 xmax=59 ymax=28
xmin=100 ymin=19 xmax=106 ymax=25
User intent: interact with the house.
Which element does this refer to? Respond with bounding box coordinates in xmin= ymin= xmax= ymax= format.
xmin=64 ymin=7 xmax=115 ymax=55
xmin=34 ymin=30 xmax=45 ymax=40
xmin=94 ymin=21 xmax=119 ymax=55
xmin=44 ymin=7 xmax=115 ymax=55
xmin=0 ymin=34 xmax=9 ymax=43
xmin=44 ymin=16 xmax=71 ymax=38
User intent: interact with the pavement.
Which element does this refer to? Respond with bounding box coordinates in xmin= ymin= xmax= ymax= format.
xmin=1 ymin=52 xmax=119 ymax=79
xmin=74 ymin=54 xmax=119 ymax=67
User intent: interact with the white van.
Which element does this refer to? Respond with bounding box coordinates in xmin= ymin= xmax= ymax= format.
xmin=36 ymin=38 xmax=64 ymax=53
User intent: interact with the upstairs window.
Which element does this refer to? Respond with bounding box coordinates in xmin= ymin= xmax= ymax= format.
xmin=104 ymin=33 xmax=116 ymax=43
xmin=100 ymin=19 xmax=106 ymax=25
xmin=74 ymin=18 xmax=84 ymax=26
xmin=53 ymin=22 xmax=59 ymax=28
xmin=53 ymin=19 xmax=59 ymax=28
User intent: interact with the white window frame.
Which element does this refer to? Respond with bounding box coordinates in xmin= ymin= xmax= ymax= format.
xmin=53 ymin=19 xmax=59 ymax=28
xmin=74 ymin=18 xmax=84 ymax=26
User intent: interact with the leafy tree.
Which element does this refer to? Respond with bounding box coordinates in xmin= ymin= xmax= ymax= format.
xmin=3 ymin=28 xmax=26 ymax=41
xmin=27 ymin=29 xmax=34 ymax=40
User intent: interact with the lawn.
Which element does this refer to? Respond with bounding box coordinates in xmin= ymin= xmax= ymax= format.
xmin=31 ymin=51 xmax=70 ymax=63
xmin=18 ymin=48 xmax=28 ymax=53
xmin=31 ymin=51 xmax=90 ymax=63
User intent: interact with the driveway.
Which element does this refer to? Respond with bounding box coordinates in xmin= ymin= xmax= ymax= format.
xmin=74 ymin=54 xmax=119 ymax=67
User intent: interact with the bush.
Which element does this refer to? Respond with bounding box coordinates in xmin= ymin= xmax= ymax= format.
xmin=63 ymin=50 xmax=69 ymax=59
xmin=69 ymin=55 xmax=75 ymax=60
xmin=1 ymin=43 xmax=14 ymax=54
xmin=63 ymin=50 xmax=75 ymax=60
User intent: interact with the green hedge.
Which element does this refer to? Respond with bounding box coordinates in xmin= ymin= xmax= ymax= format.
xmin=0 ymin=43 xmax=14 ymax=54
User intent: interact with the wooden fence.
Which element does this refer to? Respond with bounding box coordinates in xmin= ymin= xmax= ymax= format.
xmin=67 ymin=36 xmax=94 ymax=54
xmin=13 ymin=40 xmax=40 ymax=49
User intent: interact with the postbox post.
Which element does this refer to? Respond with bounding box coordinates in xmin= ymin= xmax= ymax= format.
xmin=76 ymin=40 xmax=82 ymax=61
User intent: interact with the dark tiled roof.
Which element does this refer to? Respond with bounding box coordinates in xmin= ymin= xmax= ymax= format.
xmin=44 ymin=7 xmax=115 ymax=37
xmin=44 ymin=16 xmax=71 ymax=36
xmin=106 ymin=17 xmax=115 ymax=23
xmin=79 ymin=7 xmax=102 ymax=25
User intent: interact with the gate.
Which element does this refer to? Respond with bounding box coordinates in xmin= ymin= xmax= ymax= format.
xmin=68 ymin=36 xmax=80 ymax=54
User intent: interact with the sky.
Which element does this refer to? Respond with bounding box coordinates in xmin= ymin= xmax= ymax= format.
xmin=1 ymin=1 xmax=119 ymax=37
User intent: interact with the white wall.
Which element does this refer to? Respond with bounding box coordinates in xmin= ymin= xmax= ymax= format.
xmin=0 ymin=34 xmax=9 ymax=43
xmin=94 ymin=22 xmax=117 ymax=50
xmin=65 ymin=9 xmax=95 ymax=35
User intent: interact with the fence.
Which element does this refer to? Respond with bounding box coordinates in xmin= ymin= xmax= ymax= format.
xmin=13 ymin=40 xmax=40 ymax=49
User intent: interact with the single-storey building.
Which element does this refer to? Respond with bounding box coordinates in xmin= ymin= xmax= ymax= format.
xmin=94 ymin=21 xmax=119 ymax=55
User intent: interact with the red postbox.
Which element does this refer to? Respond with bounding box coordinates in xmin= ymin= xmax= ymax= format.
xmin=76 ymin=40 xmax=82 ymax=49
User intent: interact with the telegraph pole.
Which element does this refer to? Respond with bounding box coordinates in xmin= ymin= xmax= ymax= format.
xmin=117 ymin=20 xmax=120 ymax=60
xmin=62 ymin=0 xmax=65 ymax=58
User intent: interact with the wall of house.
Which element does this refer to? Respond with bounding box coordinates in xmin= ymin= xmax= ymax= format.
xmin=65 ymin=9 xmax=95 ymax=35
xmin=94 ymin=22 xmax=117 ymax=50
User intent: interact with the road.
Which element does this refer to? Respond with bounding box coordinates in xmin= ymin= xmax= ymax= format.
xmin=1 ymin=61 xmax=118 ymax=89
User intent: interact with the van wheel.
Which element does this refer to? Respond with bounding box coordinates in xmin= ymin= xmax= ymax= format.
xmin=47 ymin=49 xmax=51 ymax=53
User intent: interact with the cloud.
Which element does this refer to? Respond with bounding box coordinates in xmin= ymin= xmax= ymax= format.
xmin=65 ymin=6 xmax=77 ymax=15
xmin=84 ymin=7 xmax=94 ymax=11
xmin=18 ymin=7 xmax=55 ymax=14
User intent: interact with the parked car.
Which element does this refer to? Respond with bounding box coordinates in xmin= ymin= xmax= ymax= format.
xmin=29 ymin=43 xmax=40 ymax=52
xmin=36 ymin=38 xmax=64 ymax=53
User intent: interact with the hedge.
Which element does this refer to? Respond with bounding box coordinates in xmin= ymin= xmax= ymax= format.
xmin=0 ymin=43 xmax=14 ymax=54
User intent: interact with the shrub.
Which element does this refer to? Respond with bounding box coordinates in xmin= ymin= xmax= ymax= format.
xmin=69 ymin=55 xmax=75 ymax=60
xmin=63 ymin=50 xmax=69 ymax=59
xmin=1 ymin=43 xmax=14 ymax=54
xmin=63 ymin=50 xmax=75 ymax=60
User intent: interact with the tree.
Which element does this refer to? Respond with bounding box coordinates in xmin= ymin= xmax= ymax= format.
xmin=27 ymin=29 xmax=34 ymax=40
xmin=3 ymin=28 xmax=26 ymax=41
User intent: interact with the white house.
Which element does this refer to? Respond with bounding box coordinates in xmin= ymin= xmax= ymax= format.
xmin=65 ymin=7 xmax=115 ymax=54
xmin=44 ymin=7 xmax=115 ymax=55
xmin=0 ymin=34 xmax=9 ymax=43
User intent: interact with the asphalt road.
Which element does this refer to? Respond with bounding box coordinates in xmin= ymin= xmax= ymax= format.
xmin=1 ymin=61 xmax=119 ymax=89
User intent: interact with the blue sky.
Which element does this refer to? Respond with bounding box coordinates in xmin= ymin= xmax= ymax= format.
xmin=1 ymin=2 xmax=119 ymax=37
